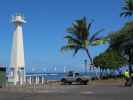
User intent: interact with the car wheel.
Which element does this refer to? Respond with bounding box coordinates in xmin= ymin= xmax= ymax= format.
xmin=68 ymin=82 xmax=72 ymax=85
xmin=61 ymin=78 xmax=67 ymax=85
xmin=83 ymin=81 xmax=88 ymax=85
xmin=76 ymin=78 xmax=82 ymax=84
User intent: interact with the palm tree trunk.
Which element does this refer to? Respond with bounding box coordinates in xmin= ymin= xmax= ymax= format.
xmin=129 ymin=48 xmax=132 ymax=77
xmin=85 ymin=48 xmax=93 ymax=65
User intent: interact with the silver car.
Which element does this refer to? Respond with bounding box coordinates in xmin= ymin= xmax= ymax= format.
xmin=61 ymin=71 xmax=89 ymax=85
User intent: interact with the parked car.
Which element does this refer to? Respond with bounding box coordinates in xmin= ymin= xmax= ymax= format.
xmin=61 ymin=71 xmax=89 ymax=85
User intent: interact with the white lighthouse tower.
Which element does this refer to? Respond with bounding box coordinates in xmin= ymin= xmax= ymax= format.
xmin=9 ymin=13 xmax=26 ymax=85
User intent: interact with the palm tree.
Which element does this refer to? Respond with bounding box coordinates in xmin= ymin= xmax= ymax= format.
xmin=61 ymin=17 xmax=108 ymax=65
xmin=120 ymin=0 xmax=133 ymax=78
xmin=120 ymin=0 xmax=133 ymax=17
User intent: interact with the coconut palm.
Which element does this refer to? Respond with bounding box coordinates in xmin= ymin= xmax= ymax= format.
xmin=61 ymin=17 xmax=108 ymax=65
xmin=120 ymin=0 xmax=133 ymax=17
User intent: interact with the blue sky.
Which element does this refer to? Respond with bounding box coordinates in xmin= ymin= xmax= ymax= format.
xmin=0 ymin=0 xmax=128 ymax=72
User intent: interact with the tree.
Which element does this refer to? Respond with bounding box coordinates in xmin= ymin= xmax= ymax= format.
xmin=93 ymin=49 xmax=128 ymax=69
xmin=61 ymin=17 xmax=108 ymax=64
xmin=108 ymin=21 xmax=133 ymax=77
xmin=109 ymin=21 xmax=133 ymax=49
xmin=93 ymin=22 xmax=133 ymax=70
xmin=120 ymin=0 xmax=133 ymax=17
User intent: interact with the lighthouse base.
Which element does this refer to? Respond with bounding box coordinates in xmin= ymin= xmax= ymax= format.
xmin=8 ymin=67 xmax=25 ymax=85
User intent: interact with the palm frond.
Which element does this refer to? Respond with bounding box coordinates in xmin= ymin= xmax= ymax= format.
xmin=73 ymin=47 xmax=80 ymax=56
xmin=67 ymin=24 xmax=82 ymax=40
xmin=90 ymin=37 xmax=109 ymax=46
xmin=64 ymin=35 xmax=82 ymax=45
xmin=67 ymin=17 xmax=90 ymax=41
xmin=90 ymin=29 xmax=104 ymax=43
xmin=122 ymin=6 xmax=129 ymax=10
xmin=61 ymin=45 xmax=77 ymax=52
xmin=121 ymin=0 xmax=133 ymax=17
xmin=61 ymin=44 xmax=82 ymax=56
xmin=87 ymin=21 xmax=92 ymax=32
xmin=121 ymin=11 xmax=133 ymax=17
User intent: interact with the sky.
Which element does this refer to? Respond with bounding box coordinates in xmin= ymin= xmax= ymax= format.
xmin=0 ymin=0 xmax=128 ymax=73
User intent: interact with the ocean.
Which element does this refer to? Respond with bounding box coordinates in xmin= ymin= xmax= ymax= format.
xmin=26 ymin=72 xmax=102 ymax=80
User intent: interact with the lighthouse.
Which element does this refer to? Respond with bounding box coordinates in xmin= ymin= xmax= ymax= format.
xmin=9 ymin=13 xmax=26 ymax=85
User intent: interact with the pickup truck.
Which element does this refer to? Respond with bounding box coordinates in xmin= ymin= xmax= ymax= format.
xmin=61 ymin=71 xmax=89 ymax=85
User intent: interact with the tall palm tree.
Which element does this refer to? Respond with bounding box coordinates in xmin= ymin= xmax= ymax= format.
xmin=61 ymin=17 xmax=108 ymax=65
xmin=120 ymin=0 xmax=133 ymax=17
xmin=120 ymin=0 xmax=133 ymax=78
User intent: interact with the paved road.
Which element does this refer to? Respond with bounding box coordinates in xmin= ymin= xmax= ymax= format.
xmin=0 ymin=84 xmax=133 ymax=100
